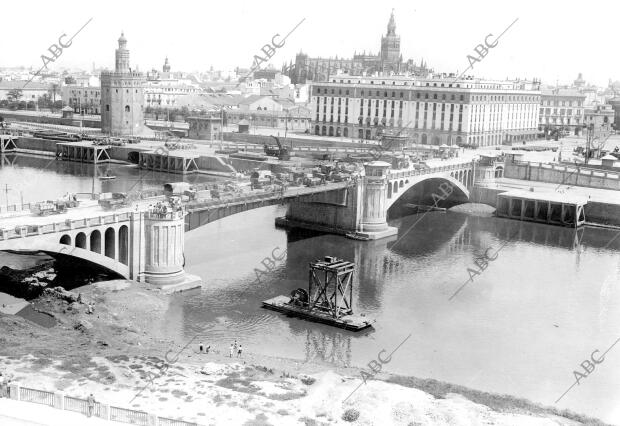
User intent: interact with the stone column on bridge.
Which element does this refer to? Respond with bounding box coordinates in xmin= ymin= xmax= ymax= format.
xmin=141 ymin=205 xmax=201 ymax=292
xmin=356 ymin=161 xmax=398 ymax=240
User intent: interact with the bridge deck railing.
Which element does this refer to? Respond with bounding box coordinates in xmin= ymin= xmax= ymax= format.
xmin=0 ymin=211 xmax=133 ymax=241
xmin=388 ymin=161 xmax=473 ymax=180
xmin=513 ymin=160 xmax=620 ymax=180
xmin=185 ymin=183 xmax=351 ymax=211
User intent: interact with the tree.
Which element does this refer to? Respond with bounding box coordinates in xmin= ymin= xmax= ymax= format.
xmin=49 ymin=84 xmax=59 ymax=113
xmin=38 ymin=94 xmax=51 ymax=109
xmin=180 ymin=106 xmax=189 ymax=119
xmin=7 ymin=89 xmax=23 ymax=103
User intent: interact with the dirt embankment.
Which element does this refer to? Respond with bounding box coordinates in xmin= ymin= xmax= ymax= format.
xmin=0 ymin=281 xmax=610 ymax=426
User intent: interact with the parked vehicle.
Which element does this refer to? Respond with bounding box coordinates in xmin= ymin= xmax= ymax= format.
xmin=31 ymin=198 xmax=79 ymax=216
xmin=263 ymin=136 xmax=291 ymax=161
xmin=98 ymin=193 xmax=129 ymax=210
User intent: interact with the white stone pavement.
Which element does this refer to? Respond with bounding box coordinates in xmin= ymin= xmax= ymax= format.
xmin=0 ymin=399 xmax=115 ymax=426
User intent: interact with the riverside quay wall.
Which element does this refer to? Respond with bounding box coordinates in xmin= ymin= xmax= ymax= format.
xmin=471 ymin=186 xmax=620 ymax=227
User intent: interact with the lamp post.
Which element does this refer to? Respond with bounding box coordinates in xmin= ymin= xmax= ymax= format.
xmin=4 ymin=185 xmax=23 ymax=210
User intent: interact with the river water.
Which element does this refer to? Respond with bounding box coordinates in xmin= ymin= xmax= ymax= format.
xmin=1 ymin=153 xmax=620 ymax=424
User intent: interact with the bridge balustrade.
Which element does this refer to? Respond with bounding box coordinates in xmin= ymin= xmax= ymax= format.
xmin=514 ymin=160 xmax=620 ymax=181
xmin=146 ymin=210 xmax=184 ymax=220
xmin=0 ymin=211 xmax=134 ymax=241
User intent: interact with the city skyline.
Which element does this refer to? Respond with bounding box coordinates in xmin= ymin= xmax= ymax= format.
xmin=3 ymin=0 xmax=619 ymax=87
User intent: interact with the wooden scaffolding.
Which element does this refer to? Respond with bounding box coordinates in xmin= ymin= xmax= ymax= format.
xmin=308 ymin=256 xmax=356 ymax=319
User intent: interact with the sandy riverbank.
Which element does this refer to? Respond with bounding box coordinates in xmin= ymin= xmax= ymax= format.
xmin=0 ymin=280 xmax=609 ymax=425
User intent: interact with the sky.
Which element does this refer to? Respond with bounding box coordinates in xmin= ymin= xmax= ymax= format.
xmin=1 ymin=0 xmax=618 ymax=87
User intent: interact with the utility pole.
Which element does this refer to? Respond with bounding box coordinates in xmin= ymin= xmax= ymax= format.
xmin=219 ymin=105 xmax=224 ymax=151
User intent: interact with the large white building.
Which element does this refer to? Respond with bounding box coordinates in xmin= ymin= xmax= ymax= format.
xmin=310 ymin=75 xmax=541 ymax=147
xmin=538 ymin=88 xmax=586 ymax=135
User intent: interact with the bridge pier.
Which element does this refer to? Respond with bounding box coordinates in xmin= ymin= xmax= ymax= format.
xmin=138 ymin=208 xmax=201 ymax=293
xmin=352 ymin=161 xmax=398 ymax=240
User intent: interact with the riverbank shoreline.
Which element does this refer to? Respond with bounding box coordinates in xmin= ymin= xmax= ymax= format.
xmin=0 ymin=280 xmax=609 ymax=425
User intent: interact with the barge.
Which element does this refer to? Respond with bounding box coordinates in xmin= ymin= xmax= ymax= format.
xmin=262 ymin=256 xmax=373 ymax=331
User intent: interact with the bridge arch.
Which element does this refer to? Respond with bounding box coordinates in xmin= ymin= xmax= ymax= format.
xmin=105 ymin=227 xmax=115 ymax=259
xmin=59 ymin=234 xmax=71 ymax=245
xmin=76 ymin=232 xmax=87 ymax=249
xmin=90 ymin=230 xmax=101 ymax=253
xmin=119 ymin=225 xmax=129 ymax=265
xmin=127 ymin=151 xmax=140 ymax=164
xmin=386 ymin=174 xmax=470 ymax=211
xmin=0 ymin=240 xmax=129 ymax=279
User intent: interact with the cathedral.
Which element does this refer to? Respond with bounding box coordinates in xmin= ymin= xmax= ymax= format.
xmin=100 ymin=33 xmax=146 ymax=136
xmin=286 ymin=11 xmax=431 ymax=84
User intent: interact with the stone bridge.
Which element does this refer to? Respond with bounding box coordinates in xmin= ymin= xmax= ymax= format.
xmin=0 ymin=184 xmax=351 ymax=291
xmin=279 ymin=160 xmax=478 ymax=239
xmin=0 ymin=201 xmax=200 ymax=292
xmin=0 ymin=159 xmax=490 ymax=291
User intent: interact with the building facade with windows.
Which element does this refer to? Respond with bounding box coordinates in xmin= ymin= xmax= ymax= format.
xmin=584 ymin=104 xmax=614 ymax=132
xmin=144 ymin=58 xmax=202 ymax=109
xmin=62 ymin=85 xmax=101 ymax=114
xmin=538 ymin=88 xmax=586 ymax=135
xmin=310 ymin=76 xmax=541 ymax=147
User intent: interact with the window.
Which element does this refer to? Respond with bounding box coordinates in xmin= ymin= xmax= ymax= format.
xmin=106 ymin=105 xmax=110 ymax=111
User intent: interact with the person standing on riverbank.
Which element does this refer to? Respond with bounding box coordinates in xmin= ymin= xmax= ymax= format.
xmin=237 ymin=344 xmax=242 ymax=358
xmin=0 ymin=373 xmax=6 ymax=398
xmin=229 ymin=344 xmax=233 ymax=358
xmin=86 ymin=393 xmax=96 ymax=417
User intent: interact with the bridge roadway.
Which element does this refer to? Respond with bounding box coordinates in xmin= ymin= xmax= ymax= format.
xmin=0 ymin=182 xmax=352 ymax=238
xmin=0 ymin=158 xmax=479 ymax=284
